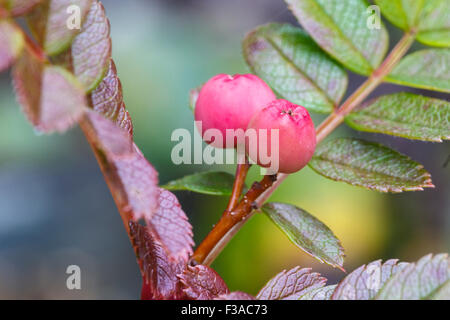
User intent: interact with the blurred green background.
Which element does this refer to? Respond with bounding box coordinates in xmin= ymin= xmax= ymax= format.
xmin=0 ymin=0 xmax=448 ymax=299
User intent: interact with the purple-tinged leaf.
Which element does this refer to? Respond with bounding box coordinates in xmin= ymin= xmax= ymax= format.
xmin=27 ymin=0 xmax=92 ymax=56
xmin=90 ymin=60 xmax=133 ymax=135
xmin=262 ymin=202 xmax=345 ymax=270
xmin=12 ymin=46 xmax=86 ymax=133
xmin=430 ymin=281 xmax=450 ymax=300
xmin=0 ymin=20 xmax=24 ymax=72
xmin=332 ymin=259 xmax=409 ymax=300
xmin=147 ymin=189 xmax=194 ymax=263
xmin=309 ymin=138 xmax=435 ymax=193
xmin=80 ymin=110 xmax=133 ymax=157
xmin=376 ymin=254 xmax=450 ymax=300
xmin=257 ymin=266 xmax=327 ymax=300
xmin=179 ymin=265 xmax=229 ymax=300
xmin=70 ymin=0 xmax=111 ymax=92
xmin=3 ymin=0 xmax=42 ymax=16
xmin=215 ymin=292 xmax=256 ymax=300
xmin=129 ymin=221 xmax=181 ymax=300
xmin=88 ymin=142 xmax=159 ymax=222
xmin=298 ymin=285 xmax=336 ymax=300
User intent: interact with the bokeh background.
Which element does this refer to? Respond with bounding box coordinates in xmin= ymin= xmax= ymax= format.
xmin=0 ymin=0 xmax=448 ymax=299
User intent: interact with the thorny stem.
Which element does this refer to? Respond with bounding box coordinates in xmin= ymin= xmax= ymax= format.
xmin=194 ymin=30 xmax=417 ymax=266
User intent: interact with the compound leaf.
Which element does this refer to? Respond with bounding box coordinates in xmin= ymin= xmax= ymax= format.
xmin=243 ymin=23 xmax=347 ymax=113
xmin=346 ymin=92 xmax=450 ymax=142
xmin=262 ymin=202 xmax=345 ymax=269
xmin=285 ymin=0 xmax=389 ymax=75
xmin=309 ymin=138 xmax=434 ymax=193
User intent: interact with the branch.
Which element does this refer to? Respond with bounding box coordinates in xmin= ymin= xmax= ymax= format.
xmin=195 ymin=30 xmax=417 ymax=266
xmin=192 ymin=174 xmax=277 ymax=265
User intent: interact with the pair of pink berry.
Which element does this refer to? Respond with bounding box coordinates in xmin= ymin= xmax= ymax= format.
xmin=194 ymin=74 xmax=316 ymax=174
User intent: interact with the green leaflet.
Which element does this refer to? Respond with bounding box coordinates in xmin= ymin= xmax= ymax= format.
xmin=375 ymin=0 xmax=450 ymax=47
xmin=285 ymin=0 xmax=389 ymax=75
xmin=346 ymin=92 xmax=450 ymax=142
xmin=387 ymin=49 xmax=450 ymax=93
xmin=262 ymin=202 xmax=345 ymax=269
xmin=243 ymin=23 xmax=347 ymax=113
xmin=162 ymin=171 xmax=241 ymax=196
xmin=309 ymin=138 xmax=434 ymax=193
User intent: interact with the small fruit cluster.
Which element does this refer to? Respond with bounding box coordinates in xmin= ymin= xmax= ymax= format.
xmin=194 ymin=74 xmax=316 ymax=174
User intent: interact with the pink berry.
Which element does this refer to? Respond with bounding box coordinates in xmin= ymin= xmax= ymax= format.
xmin=195 ymin=74 xmax=276 ymax=148
xmin=246 ymin=99 xmax=316 ymax=174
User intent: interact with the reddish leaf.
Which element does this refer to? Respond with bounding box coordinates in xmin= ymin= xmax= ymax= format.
xmin=0 ymin=20 xmax=24 ymax=72
xmin=257 ymin=266 xmax=327 ymax=300
xmin=27 ymin=0 xmax=92 ymax=56
xmin=179 ymin=265 xmax=229 ymax=300
xmin=88 ymin=142 xmax=159 ymax=222
xmin=90 ymin=60 xmax=133 ymax=135
xmin=141 ymin=280 xmax=153 ymax=300
xmin=376 ymin=254 xmax=449 ymax=300
xmin=129 ymin=221 xmax=181 ymax=300
xmin=70 ymin=0 xmax=111 ymax=92
xmin=12 ymin=46 xmax=86 ymax=133
xmin=148 ymin=189 xmax=194 ymax=263
xmin=3 ymin=0 xmax=42 ymax=16
xmin=298 ymin=285 xmax=336 ymax=300
xmin=332 ymin=259 xmax=409 ymax=300
xmin=80 ymin=110 xmax=133 ymax=157
xmin=215 ymin=292 xmax=256 ymax=300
